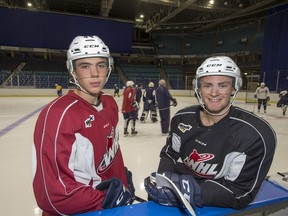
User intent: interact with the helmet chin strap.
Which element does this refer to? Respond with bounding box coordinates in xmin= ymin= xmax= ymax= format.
xmin=195 ymin=88 xmax=238 ymax=117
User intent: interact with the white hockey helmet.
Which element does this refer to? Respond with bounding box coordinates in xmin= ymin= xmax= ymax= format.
xmin=148 ymin=82 xmax=154 ymax=87
xmin=66 ymin=35 xmax=112 ymax=86
xmin=126 ymin=80 xmax=134 ymax=87
xmin=260 ymin=82 xmax=265 ymax=87
xmin=194 ymin=56 xmax=242 ymax=91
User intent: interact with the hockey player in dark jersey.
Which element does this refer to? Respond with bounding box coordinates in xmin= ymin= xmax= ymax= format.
xmin=145 ymin=56 xmax=276 ymax=210
xmin=140 ymin=82 xmax=158 ymax=123
xmin=277 ymin=90 xmax=288 ymax=115
xmin=33 ymin=36 xmax=135 ymax=216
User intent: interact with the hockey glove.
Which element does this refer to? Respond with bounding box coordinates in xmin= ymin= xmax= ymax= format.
xmin=254 ymin=94 xmax=257 ymax=99
xmin=96 ymin=178 xmax=133 ymax=209
xmin=125 ymin=167 xmax=136 ymax=203
xmin=267 ymin=96 xmax=270 ymax=101
xmin=172 ymin=99 xmax=177 ymax=107
xmin=144 ymin=172 xmax=203 ymax=209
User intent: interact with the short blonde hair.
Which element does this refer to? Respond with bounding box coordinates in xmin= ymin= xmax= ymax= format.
xmin=159 ymin=79 xmax=166 ymax=86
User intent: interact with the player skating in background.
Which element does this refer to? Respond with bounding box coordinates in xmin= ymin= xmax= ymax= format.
xmin=114 ymin=84 xmax=120 ymax=97
xmin=277 ymin=90 xmax=288 ymax=115
xmin=254 ymin=82 xmax=270 ymax=113
xmin=145 ymin=56 xmax=276 ymax=210
xmin=55 ymin=83 xmax=63 ymax=96
xmin=122 ymin=80 xmax=138 ymax=136
xmin=33 ymin=35 xmax=135 ymax=216
xmin=140 ymin=81 xmax=158 ymax=123
xmin=155 ymin=79 xmax=177 ymax=135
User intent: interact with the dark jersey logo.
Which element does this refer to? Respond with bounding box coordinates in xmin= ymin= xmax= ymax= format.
xmin=184 ymin=149 xmax=217 ymax=178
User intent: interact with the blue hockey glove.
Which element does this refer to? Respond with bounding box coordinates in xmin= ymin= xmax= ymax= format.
xmin=125 ymin=167 xmax=136 ymax=203
xmin=144 ymin=172 xmax=203 ymax=208
xmin=96 ymin=178 xmax=133 ymax=209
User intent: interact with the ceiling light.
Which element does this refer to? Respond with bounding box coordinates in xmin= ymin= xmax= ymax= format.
xmin=209 ymin=0 xmax=214 ymax=4
xmin=27 ymin=2 xmax=32 ymax=7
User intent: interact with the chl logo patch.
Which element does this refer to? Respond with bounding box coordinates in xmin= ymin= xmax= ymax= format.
xmin=178 ymin=123 xmax=192 ymax=133
xmin=85 ymin=115 xmax=95 ymax=128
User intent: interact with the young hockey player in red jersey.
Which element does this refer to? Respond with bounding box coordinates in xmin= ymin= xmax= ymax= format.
xmin=32 ymin=36 xmax=135 ymax=216
xmin=122 ymin=80 xmax=138 ymax=136
xmin=145 ymin=56 xmax=276 ymax=210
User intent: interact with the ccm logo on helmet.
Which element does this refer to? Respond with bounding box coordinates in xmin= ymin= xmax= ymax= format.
xmin=207 ymin=63 xmax=222 ymax=67
xmin=84 ymin=45 xmax=100 ymax=48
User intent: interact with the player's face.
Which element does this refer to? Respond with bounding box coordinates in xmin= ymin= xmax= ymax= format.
xmin=74 ymin=57 xmax=108 ymax=95
xmin=199 ymin=76 xmax=235 ymax=114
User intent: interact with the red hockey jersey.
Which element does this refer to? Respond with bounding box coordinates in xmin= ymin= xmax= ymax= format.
xmin=32 ymin=90 xmax=127 ymax=215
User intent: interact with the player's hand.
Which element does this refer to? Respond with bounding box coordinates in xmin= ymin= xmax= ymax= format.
xmin=172 ymin=99 xmax=177 ymax=107
xmin=96 ymin=178 xmax=133 ymax=209
xmin=267 ymin=96 xmax=270 ymax=101
xmin=144 ymin=172 xmax=203 ymax=208
xmin=132 ymin=101 xmax=139 ymax=110
xmin=254 ymin=94 xmax=257 ymax=99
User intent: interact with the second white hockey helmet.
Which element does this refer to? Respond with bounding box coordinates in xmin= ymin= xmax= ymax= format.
xmin=194 ymin=56 xmax=242 ymax=91
xmin=126 ymin=80 xmax=135 ymax=87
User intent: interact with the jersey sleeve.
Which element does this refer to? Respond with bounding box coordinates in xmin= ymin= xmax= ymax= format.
xmin=202 ymin=113 xmax=276 ymax=209
xmin=157 ymin=109 xmax=190 ymax=174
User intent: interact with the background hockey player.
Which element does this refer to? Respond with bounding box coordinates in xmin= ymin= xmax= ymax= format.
xmin=55 ymin=83 xmax=63 ymax=96
xmin=114 ymin=83 xmax=120 ymax=97
xmin=33 ymin=35 xmax=135 ymax=216
xmin=254 ymin=82 xmax=270 ymax=113
xmin=155 ymin=79 xmax=177 ymax=135
xmin=135 ymin=83 xmax=143 ymax=120
xmin=122 ymin=80 xmax=138 ymax=136
xmin=140 ymin=81 xmax=158 ymax=123
xmin=277 ymin=89 xmax=288 ymax=115
xmin=145 ymin=56 xmax=276 ymax=210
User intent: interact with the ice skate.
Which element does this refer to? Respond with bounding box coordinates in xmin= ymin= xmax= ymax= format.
xmin=131 ymin=129 xmax=138 ymax=136
xmin=124 ymin=129 xmax=129 ymax=136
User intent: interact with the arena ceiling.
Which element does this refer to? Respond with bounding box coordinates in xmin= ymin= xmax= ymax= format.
xmin=1 ymin=0 xmax=287 ymax=34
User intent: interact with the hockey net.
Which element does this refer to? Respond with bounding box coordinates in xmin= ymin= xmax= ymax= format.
xmin=245 ymin=91 xmax=257 ymax=103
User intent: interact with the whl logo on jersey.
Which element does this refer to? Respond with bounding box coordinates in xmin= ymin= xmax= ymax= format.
xmin=183 ymin=149 xmax=218 ymax=178
xmin=97 ymin=128 xmax=119 ymax=174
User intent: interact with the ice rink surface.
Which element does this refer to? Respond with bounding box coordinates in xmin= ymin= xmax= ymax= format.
xmin=0 ymin=95 xmax=287 ymax=215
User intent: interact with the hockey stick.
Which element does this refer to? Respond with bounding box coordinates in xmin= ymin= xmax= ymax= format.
xmin=157 ymin=103 xmax=176 ymax=111
xmin=153 ymin=173 xmax=197 ymax=216
xmin=252 ymin=102 xmax=256 ymax=114
xmin=134 ymin=195 xmax=146 ymax=203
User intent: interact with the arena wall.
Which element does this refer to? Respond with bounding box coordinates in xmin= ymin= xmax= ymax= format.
xmin=0 ymin=88 xmax=280 ymax=104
